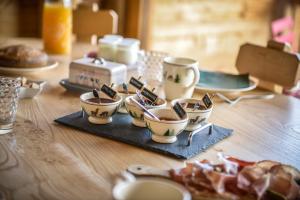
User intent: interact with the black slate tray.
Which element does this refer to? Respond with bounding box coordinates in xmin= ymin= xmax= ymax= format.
xmin=55 ymin=112 xmax=233 ymax=159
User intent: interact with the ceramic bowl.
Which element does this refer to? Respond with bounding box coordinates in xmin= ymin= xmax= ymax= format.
xmin=113 ymin=177 xmax=191 ymax=200
xmin=19 ymin=80 xmax=46 ymax=99
xmin=144 ymin=108 xmax=188 ymax=143
xmin=171 ymin=98 xmax=212 ymax=131
xmin=114 ymin=84 xmax=137 ymax=114
xmin=80 ymin=92 xmax=122 ymax=124
xmin=124 ymin=95 xmax=167 ymax=127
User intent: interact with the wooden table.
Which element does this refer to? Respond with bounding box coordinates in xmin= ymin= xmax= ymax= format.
xmin=1 ymin=38 xmax=300 ymax=200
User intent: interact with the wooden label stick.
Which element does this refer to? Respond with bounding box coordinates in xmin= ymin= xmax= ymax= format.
xmin=100 ymin=84 xmax=117 ymax=99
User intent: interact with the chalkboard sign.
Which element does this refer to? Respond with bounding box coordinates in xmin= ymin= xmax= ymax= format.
xmin=202 ymin=93 xmax=212 ymax=108
xmin=101 ymin=84 xmax=117 ymax=99
xmin=129 ymin=77 xmax=144 ymax=90
xmin=172 ymin=102 xmax=187 ymax=119
xmin=141 ymin=87 xmax=158 ymax=103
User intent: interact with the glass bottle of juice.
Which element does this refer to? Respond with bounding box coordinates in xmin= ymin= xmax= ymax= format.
xmin=43 ymin=0 xmax=72 ymax=54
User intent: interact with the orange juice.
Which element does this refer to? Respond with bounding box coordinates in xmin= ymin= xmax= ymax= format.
xmin=43 ymin=3 xmax=72 ymax=54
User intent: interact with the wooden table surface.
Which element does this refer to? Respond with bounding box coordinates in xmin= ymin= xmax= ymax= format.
xmin=0 ymin=38 xmax=300 ymax=200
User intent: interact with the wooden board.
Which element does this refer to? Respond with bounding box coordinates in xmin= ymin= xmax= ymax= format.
xmin=73 ymin=7 xmax=118 ymax=42
xmin=235 ymin=40 xmax=300 ymax=88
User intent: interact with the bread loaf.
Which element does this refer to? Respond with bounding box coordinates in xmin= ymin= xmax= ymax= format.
xmin=0 ymin=45 xmax=48 ymax=68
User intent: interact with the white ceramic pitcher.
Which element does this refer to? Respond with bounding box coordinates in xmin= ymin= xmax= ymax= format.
xmin=163 ymin=57 xmax=200 ymax=100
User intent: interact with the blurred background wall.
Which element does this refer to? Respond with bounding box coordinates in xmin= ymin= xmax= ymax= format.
xmin=0 ymin=0 xmax=299 ymax=72
xmin=149 ymin=0 xmax=274 ymax=72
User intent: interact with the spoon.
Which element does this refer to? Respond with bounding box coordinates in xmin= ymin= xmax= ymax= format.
xmin=216 ymin=93 xmax=274 ymax=105
xmin=129 ymin=97 xmax=160 ymax=121
xmin=136 ymin=91 xmax=146 ymax=106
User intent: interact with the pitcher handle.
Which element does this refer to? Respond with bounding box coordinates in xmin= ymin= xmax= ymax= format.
xmin=186 ymin=64 xmax=200 ymax=89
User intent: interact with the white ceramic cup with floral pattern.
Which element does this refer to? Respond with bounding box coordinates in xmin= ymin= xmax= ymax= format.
xmin=163 ymin=57 xmax=200 ymax=100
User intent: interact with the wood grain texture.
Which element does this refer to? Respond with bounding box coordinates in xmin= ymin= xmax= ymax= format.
xmin=0 ymin=38 xmax=300 ymax=200
xmin=73 ymin=7 xmax=118 ymax=42
xmin=236 ymin=41 xmax=300 ymax=88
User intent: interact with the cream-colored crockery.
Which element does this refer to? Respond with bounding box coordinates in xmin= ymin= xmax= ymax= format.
xmin=124 ymin=95 xmax=166 ymax=127
xmin=113 ymin=176 xmax=191 ymax=200
xmin=171 ymin=98 xmax=212 ymax=131
xmin=144 ymin=108 xmax=188 ymax=143
xmin=115 ymin=83 xmax=136 ymax=114
xmin=163 ymin=57 xmax=200 ymax=100
xmin=80 ymin=91 xmax=122 ymax=124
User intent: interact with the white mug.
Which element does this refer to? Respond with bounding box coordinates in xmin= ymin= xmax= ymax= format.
xmin=163 ymin=57 xmax=200 ymax=100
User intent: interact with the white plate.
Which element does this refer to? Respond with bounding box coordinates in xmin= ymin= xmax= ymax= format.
xmin=0 ymin=60 xmax=58 ymax=73
xmin=195 ymin=79 xmax=257 ymax=93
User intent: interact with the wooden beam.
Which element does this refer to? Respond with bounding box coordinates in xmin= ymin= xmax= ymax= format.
xmin=124 ymin=0 xmax=152 ymax=49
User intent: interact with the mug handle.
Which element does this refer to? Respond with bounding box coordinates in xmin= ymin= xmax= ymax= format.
xmin=185 ymin=64 xmax=200 ymax=89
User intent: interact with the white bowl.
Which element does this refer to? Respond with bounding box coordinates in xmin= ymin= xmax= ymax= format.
xmin=124 ymin=95 xmax=167 ymax=127
xmin=114 ymin=84 xmax=136 ymax=114
xmin=80 ymin=92 xmax=122 ymax=124
xmin=19 ymin=80 xmax=46 ymax=99
xmin=113 ymin=177 xmax=191 ymax=200
xmin=171 ymin=98 xmax=212 ymax=131
xmin=144 ymin=108 xmax=188 ymax=143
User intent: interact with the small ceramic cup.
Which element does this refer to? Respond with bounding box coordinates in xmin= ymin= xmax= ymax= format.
xmin=171 ymin=98 xmax=212 ymax=131
xmin=113 ymin=176 xmax=191 ymax=200
xmin=163 ymin=57 xmax=200 ymax=100
xmin=115 ymin=84 xmax=137 ymax=114
xmin=144 ymin=108 xmax=188 ymax=143
xmin=124 ymin=95 xmax=167 ymax=127
xmin=80 ymin=92 xmax=122 ymax=124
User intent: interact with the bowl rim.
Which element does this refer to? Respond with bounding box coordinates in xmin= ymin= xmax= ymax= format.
xmin=144 ymin=108 xmax=188 ymax=124
xmin=112 ymin=177 xmax=191 ymax=200
xmin=163 ymin=56 xmax=198 ymax=67
xmin=80 ymin=92 xmax=122 ymax=106
xmin=171 ymin=98 xmax=213 ymax=113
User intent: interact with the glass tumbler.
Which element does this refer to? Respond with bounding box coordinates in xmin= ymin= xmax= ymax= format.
xmin=0 ymin=76 xmax=21 ymax=134
xmin=137 ymin=50 xmax=169 ymax=86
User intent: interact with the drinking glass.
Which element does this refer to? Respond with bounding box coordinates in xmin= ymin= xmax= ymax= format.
xmin=0 ymin=76 xmax=21 ymax=134
xmin=43 ymin=0 xmax=72 ymax=54
xmin=137 ymin=50 xmax=169 ymax=86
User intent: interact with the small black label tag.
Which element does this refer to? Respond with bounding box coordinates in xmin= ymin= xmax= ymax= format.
xmin=202 ymin=93 xmax=212 ymax=108
xmin=172 ymin=102 xmax=187 ymax=119
xmin=101 ymin=84 xmax=117 ymax=99
xmin=141 ymin=87 xmax=158 ymax=103
xmin=129 ymin=77 xmax=144 ymax=90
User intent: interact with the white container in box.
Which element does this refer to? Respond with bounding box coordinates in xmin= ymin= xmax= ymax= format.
xmin=115 ymin=38 xmax=140 ymax=65
xmin=69 ymin=57 xmax=127 ymax=88
xmin=103 ymin=34 xmax=123 ymax=40
xmin=98 ymin=35 xmax=123 ymax=61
